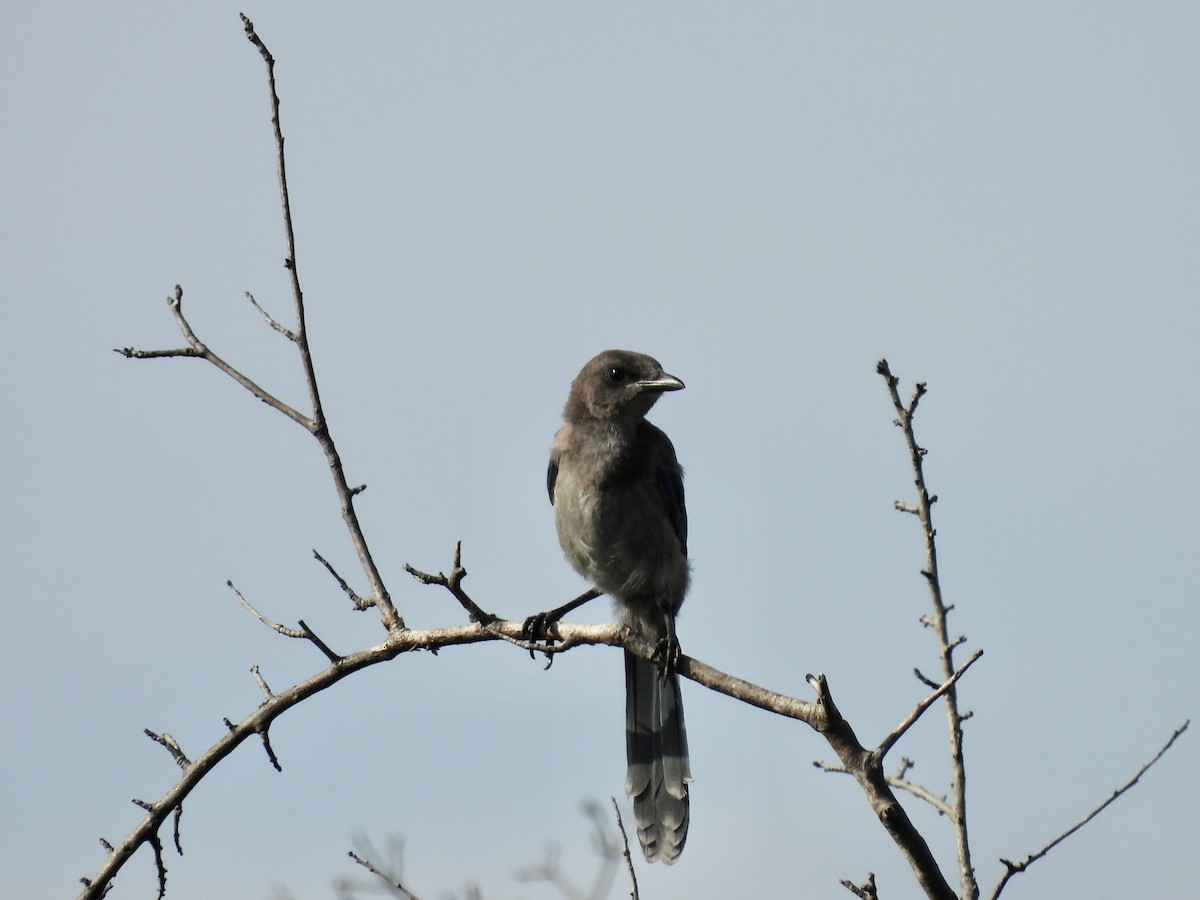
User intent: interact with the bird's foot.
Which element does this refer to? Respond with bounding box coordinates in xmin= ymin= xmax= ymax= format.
xmin=522 ymin=609 xmax=557 ymax=641
xmin=521 ymin=588 xmax=604 ymax=659
xmin=521 ymin=610 xmax=561 ymax=659
xmin=652 ymin=634 xmax=682 ymax=677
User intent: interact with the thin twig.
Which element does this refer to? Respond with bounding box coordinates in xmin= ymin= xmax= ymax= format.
xmin=611 ymin=798 xmax=640 ymax=900
xmin=144 ymin=730 xmax=191 ymax=770
xmin=245 ymin=290 xmax=297 ymax=341
xmin=296 ymin=619 xmax=343 ymax=663
xmin=348 ymin=850 xmax=421 ymax=899
xmin=989 ymin=720 xmax=1190 ymax=899
xmin=403 ymin=541 xmax=497 ymax=625
xmin=840 ymin=872 xmax=878 ymax=899
xmin=229 ymin=581 xmax=305 ymax=638
xmin=888 ymin=776 xmax=953 ymax=818
xmin=116 ymin=285 xmax=312 ymax=427
xmin=313 ymin=549 xmax=371 ymax=611
xmin=878 ymin=649 xmax=983 ymax=758
xmin=250 ymin=665 xmax=274 ymax=701
xmin=814 ymin=759 xmax=953 ymax=818
xmin=147 ymin=832 xmax=166 ymax=900
xmin=227 ymin=582 xmax=343 ymax=661
xmin=257 ymin=727 xmax=282 ymax=772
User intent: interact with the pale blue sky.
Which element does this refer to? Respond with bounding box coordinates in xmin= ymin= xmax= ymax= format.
xmin=2 ymin=3 xmax=1197 ymax=898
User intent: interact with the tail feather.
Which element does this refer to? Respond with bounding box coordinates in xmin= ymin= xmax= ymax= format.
xmin=625 ymin=650 xmax=690 ymax=862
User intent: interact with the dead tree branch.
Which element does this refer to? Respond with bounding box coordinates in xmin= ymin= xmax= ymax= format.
xmin=988 ymin=719 xmax=1190 ymax=899
xmin=77 ymin=614 xmax=822 ymax=899
xmin=115 ymin=15 xmax=400 ymax=633
xmin=90 ymin=14 xmax=1189 ymax=900
xmin=806 ymin=672 xmax=958 ymax=900
xmin=840 ymin=872 xmax=878 ymax=899
xmin=877 ymin=358 xmax=978 ymax=899
xmin=346 ymin=845 xmax=421 ymax=900
xmin=611 ymin=798 xmax=640 ymax=900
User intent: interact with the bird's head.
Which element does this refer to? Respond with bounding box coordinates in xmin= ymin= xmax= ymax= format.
xmin=564 ymin=349 xmax=685 ymax=423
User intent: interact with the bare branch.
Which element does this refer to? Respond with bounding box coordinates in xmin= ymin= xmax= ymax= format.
xmin=228 ymin=580 xmax=344 ymax=662
xmin=913 ymin=667 xmax=939 ymax=689
xmin=888 ymin=776 xmax=953 ymax=818
xmin=296 ymin=619 xmax=343 ymax=663
xmin=612 ymin=798 xmax=640 ymax=900
xmin=878 ymin=358 xmax=977 ymax=899
xmin=989 ymin=720 xmax=1190 ymax=900
xmin=77 ymin=619 xmax=837 ymax=898
xmin=348 ymin=849 xmax=421 ymax=900
xmin=119 ymin=17 xmax=401 ymax=631
xmin=170 ymin=805 xmax=183 ymax=855
xmin=816 ymin=758 xmax=954 ymax=818
xmin=147 ymin=831 xmax=166 ymax=900
xmin=115 ymin=345 xmax=200 ymax=359
xmin=229 ymin=580 xmax=305 ymax=638
xmin=404 ymin=541 xmax=497 ymax=625
xmin=250 ymin=664 xmax=274 ymax=701
xmin=245 ymin=291 xmax=298 ymax=341
xmin=313 ymin=549 xmax=372 ymax=612
xmin=878 ymin=649 xmax=983 ymax=758
xmin=806 ymin=672 xmax=957 ymax=900
xmin=239 ymin=12 xmax=402 ymax=631
xmin=144 ymin=730 xmax=191 ymax=770
xmin=118 ymin=285 xmax=314 ymax=427
xmin=840 ymin=872 xmax=878 ymax=899
xmin=813 ymin=759 xmax=847 ymax=774
xmin=257 ymin=728 xmax=283 ymax=772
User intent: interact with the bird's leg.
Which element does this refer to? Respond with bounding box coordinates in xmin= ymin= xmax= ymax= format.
xmin=522 ymin=588 xmax=603 ymax=652
xmin=652 ymin=610 xmax=682 ymax=676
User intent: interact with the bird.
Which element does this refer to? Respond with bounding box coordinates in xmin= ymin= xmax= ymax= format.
xmin=546 ymin=349 xmax=691 ymax=863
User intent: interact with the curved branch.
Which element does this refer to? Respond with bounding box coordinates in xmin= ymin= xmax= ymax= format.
xmin=82 ymin=582 xmax=967 ymax=899
xmin=76 ymin=620 xmax=817 ymax=898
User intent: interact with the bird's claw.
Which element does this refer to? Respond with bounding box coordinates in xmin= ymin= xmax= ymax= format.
xmin=522 ymin=611 xmax=559 ymax=659
xmin=652 ymin=634 xmax=682 ymax=677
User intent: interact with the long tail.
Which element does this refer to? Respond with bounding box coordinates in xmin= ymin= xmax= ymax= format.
xmin=625 ymin=650 xmax=690 ymax=862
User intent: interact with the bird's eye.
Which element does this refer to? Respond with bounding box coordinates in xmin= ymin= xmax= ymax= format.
xmin=606 ymin=366 xmax=629 ymax=384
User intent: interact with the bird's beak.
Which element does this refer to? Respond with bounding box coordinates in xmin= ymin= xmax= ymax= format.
xmin=637 ymin=372 xmax=686 ymax=393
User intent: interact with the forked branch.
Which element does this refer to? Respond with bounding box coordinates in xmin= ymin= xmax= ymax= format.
xmin=116 ymin=16 xmax=401 ymax=633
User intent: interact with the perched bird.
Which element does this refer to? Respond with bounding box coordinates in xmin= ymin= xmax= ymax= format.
xmin=547 ymin=349 xmax=691 ymax=863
